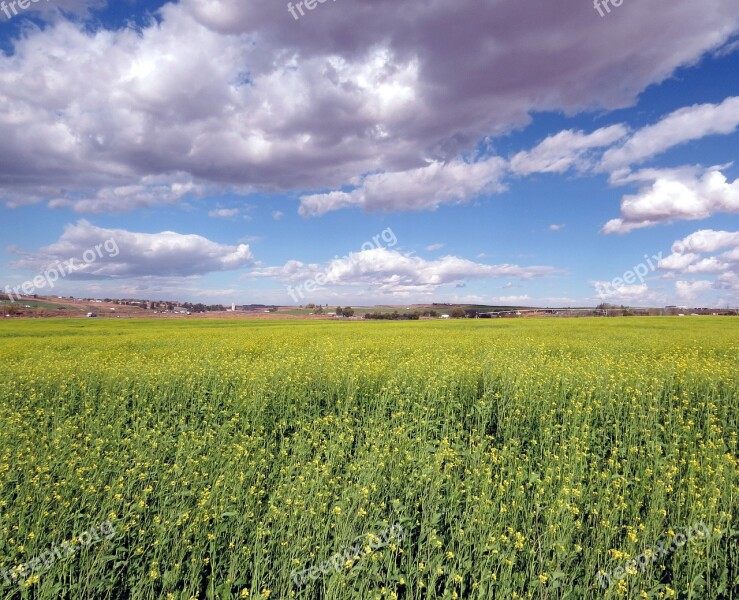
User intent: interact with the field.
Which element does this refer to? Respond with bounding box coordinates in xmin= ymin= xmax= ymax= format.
xmin=0 ymin=318 xmax=736 ymax=599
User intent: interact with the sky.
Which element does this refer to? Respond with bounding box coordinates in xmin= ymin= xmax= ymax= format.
xmin=1 ymin=0 xmax=738 ymax=307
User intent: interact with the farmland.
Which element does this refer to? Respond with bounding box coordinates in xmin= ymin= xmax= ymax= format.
xmin=0 ymin=318 xmax=736 ymax=599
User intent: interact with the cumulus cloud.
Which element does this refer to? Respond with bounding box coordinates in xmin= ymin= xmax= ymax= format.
xmin=601 ymin=97 xmax=739 ymax=170
xmin=591 ymin=282 xmax=650 ymax=299
xmin=658 ymin=229 xmax=739 ymax=273
xmin=601 ymin=168 xmax=739 ymax=234
xmin=651 ymin=229 xmax=739 ymax=304
xmin=675 ymin=279 xmax=714 ymax=301
xmin=298 ymin=157 xmax=507 ymax=216
xmin=658 ymin=252 xmax=703 ymax=271
xmin=671 ymin=229 xmax=739 ymax=254
xmin=715 ymin=270 xmax=739 ymax=293
xmin=9 ymin=220 xmax=253 ymax=278
xmin=0 ymin=0 xmax=107 ymax=21
xmin=44 ymin=174 xmax=206 ymax=214
xmin=249 ymin=247 xmax=557 ymax=295
xmin=510 ymin=126 xmax=626 ymax=175
xmin=588 ymin=280 xmax=673 ymax=306
xmin=0 ymin=0 xmax=737 ymax=213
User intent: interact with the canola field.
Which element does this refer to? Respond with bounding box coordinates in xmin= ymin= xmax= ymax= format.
xmin=0 ymin=317 xmax=736 ymax=600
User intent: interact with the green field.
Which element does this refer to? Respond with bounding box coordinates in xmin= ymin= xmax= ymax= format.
xmin=0 ymin=318 xmax=736 ymax=599
xmin=0 ymin=300 xmax=70 ymax=310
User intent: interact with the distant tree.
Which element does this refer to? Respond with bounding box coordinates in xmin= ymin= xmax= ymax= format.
xmin=450 ymin=308 xmax=466 ymax=318
xmin=342 ymin=308 xmax=354 ymax=317
xmin=336 ymin=306 xmax=344 ymax=316
xmin=306 ymin=303 xmax=315 ymax=309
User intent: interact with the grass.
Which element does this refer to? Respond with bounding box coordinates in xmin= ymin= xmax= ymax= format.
xmin=0 ymin=300 xmax=70 ymax=310
xmin=0 ymin=318 xmax=736 ymax=599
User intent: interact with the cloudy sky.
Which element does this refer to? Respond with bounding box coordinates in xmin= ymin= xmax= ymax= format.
xmin=1 ymin=0 xmax=738 ymax=307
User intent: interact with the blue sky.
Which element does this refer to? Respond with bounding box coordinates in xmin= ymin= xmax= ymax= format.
xmin=1 ymin=0 xmax=738 ymax=307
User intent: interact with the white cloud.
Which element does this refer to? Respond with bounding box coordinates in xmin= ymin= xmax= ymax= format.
xmin=272 ymin=210 xmax=284 ymax=220
xmin=601 ymin=97 xmax=739 ymax=170
xmin=298 ymin=157 xmax=507 ymax=216
xmin=9 ymin=220 xmax=253 ymax=278
xmin=658 ymin=252 xmax=703 ymax=271
xmin=208 ymin=208 xmax=239 ymax=218
xmin=548 ymin=224 xmax=565 ymax=232
xmin=249 ymin=247 xmax=557 ymax=295
xmin=659 ymin=229 xmax=739 ymax=273
xmin=719 ymin=245 xmax=739 ymax=262
xmin=0 ymin=0 xmax=107 ymax=21
xmin=683 ymin=257 xmax=731 ymax=273
xmin=675 ymin=279 xmax=714 ymax=301
xmin=671 ymin=229 xmax=739 ymax=254
xmin=510 ymin=126 xmax=626 ymax=175
xmin=589 ymin=281 xmax=670 ymax=305
xmin=43 ymin=175 xmax=205 ymax=214
xmin=426 ymin=243 xmax=445 ymax=251
xmin=601 ymin=168 xmax=739 ymax=234
xmin=652 ymin=229 xmax=739 ymax=303
xmin=715 ymin=270 xmax=739 ymax=293
xmin=0 ymin=0 xmax=737 ymax=213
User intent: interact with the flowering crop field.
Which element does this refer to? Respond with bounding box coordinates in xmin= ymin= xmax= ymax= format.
xmin=0 ymin=318 xmax=736 ymax=600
